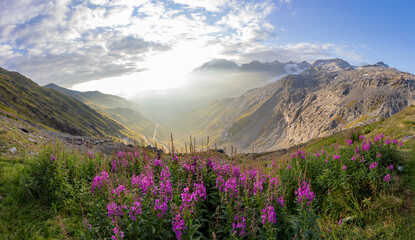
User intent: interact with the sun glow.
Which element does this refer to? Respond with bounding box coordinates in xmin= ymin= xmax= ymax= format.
xmin=72 ymin=42 xmax=222 ymax=98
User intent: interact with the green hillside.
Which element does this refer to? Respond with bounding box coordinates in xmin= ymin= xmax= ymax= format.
xmin=0 ymin=68 xmax=126 ymax=139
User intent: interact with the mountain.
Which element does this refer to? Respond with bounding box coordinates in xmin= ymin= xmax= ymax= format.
xmin=179 ymin=59 xmax=415 ymax=152
xmin=44 ymin=83 xmax=172 ymax=148
xmin=0 ymin=67 xmax=128 ymax=139
xmin=192 ymin=59 xmax=239 ymax=73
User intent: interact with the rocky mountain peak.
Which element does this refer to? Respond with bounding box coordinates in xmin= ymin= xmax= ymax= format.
xmin=311 ymin=58 xmax=353 ymax=72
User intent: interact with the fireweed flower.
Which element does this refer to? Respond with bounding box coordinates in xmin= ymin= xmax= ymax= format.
xmin=376 ymin=153 xmax=381 ymax=158
xmin=193 ymin=182 xmax=207 ymax=200
xmin=181 ymin=187 xmax=194 ymax=209
xmin=111 ymin=160 xmax=118 ymax=171
xmin=88 ymin=151 xmax=94 ymax=159
xmin=269 ymin=177 xmax=280 ymax=190
xmin=238 ymin=173 xmax=248 ymax=188
xmin=172 ymin=214 xmax=186 ymax=240
xmin=107 ymin=202 xmax=125 ymax=220
xmin=389 ymin=164 xmax=394 ymax=170
xmin=385 ymin=139 xmax=392 ymax=145
xmin=154 ymin=158 xmax=162 ymax=167
xmin=112 ymin=227 xmax=124 ymax=240
xmin=154 ymin=198 xmax=168 ymax=217
xmin=232 ymin=215 xmax=246 ymax=237
xmin=369 ymin=162 xmax=378 ymax=170
xmin=341 ymin=165 xmax=347 ymax=171
xmin=224 ymin=178 xmax=238 ymax=198
xmin=295 ymin=181 xmax=315 ymax=205
xmin=50 ymin=154 xmax=56 ymax=161
xmin=132 ymin=173 xmax=154 ymax=195
xmin=361 ymin=142 xmax=370 ymax=152
xmin=333 ymin=155 xmax=340 ymax=160
xmin=399 ymin=140 xmax=403 ymax=147
xmin=346 ymin=139 xmax=353 ymax=146
xmin=253 ymin=178 xmax=263 ymax=196
xmin=338 ymin=219 xmax=343 ymax=225
xmin=261 ymin=206 xmax=277 ymax=225
xmin=216 ymin=176 xmax=225 ymax=191
xmin=112 ymin=185 xmax=126 ymax=196
xmin=91 ymin=171 xmax=109 ymax=192
xmin=161 ymin=166 xmax=171 ymax=181
xmin=129 ymin=200 xmax=142 ymax=221
xmin=351 ymin=156 xmax=356 ymax=161
xmin=384 ymin=174 xmax=391 ymax=182
xmin=287 ymin=164 xmax=291 ymax=170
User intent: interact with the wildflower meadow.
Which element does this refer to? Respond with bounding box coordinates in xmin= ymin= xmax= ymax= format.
xmin=20 ymin=133 xmax=402 ymax=239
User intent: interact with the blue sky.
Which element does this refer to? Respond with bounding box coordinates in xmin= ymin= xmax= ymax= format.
xmin=271 ymin=0 xmax=415 ymax=73
xmin=0 ymin=0 xmax=414 ymax=96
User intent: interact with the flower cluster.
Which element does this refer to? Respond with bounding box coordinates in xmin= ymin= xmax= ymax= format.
xmin=369 ymin=162 xmax=378 ymax=170
xmin=172 ymin=214 xmax=186 ymax=240
xmin=91 ymin=171 xmax=109 ymax=193
xmin=295 ymin=181 xmax=315 ymax=206
xmin=261 ymin=206 xmax=277 ymax=225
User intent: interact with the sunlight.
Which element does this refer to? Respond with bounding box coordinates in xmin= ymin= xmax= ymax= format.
xmin=72 ymin=41 xmax=223 ymax=97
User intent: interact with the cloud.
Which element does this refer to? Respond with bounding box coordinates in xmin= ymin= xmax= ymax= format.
xmin=0 ymin=0 xmax=364 ymax=89
xmin=168 ymin=0 xmax=228 ymax=12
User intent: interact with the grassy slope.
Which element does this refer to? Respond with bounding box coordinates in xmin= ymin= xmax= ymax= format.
xmin=0 ymin=106 xmax=414 ymax=239
xmin=0 ymin=68 xmax=126 ymax=139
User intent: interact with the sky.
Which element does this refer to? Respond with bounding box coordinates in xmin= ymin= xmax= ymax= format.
xmin=0 ymin=0 xmax=414 ymax=97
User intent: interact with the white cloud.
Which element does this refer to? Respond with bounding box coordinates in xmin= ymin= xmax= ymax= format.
xmin=168 ymin=0 xmax=228 ymax=12
xmin=0 ymin=0 xmax=364 ymax=93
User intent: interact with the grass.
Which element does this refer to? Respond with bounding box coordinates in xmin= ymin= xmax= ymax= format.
xmin=0 ymin=157 xmax=62 ymax=239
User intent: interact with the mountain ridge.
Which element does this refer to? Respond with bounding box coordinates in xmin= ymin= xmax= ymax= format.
xmin=177 ymin=59 xmax=415 ymax=152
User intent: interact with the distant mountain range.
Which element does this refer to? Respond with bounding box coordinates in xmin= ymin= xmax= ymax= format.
xmin=192 ymin=58 xmax=310 ymax=76
xmin=174 ymin=59 xmax=415 ymax=152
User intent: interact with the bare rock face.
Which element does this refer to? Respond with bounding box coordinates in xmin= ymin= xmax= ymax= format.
xmin=193 ymin=59 xmax=415 ymax=153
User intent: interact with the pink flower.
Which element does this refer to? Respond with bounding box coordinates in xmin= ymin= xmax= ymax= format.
xmin=341 ymin=165 xmax=347 ymax=171
xmin=172 ymin=214 xmax=186 ymax=240
xmin=295 ymin=181 xmax=315 ymax=205
xmin=333 ymin=155 xmax=340 ymax=160
xmin=261 ymin=206 xmax=277 ymax=225
xmin=388 ymin=164 xmax=394 ymax=170
xmin=369 ymin=162 xmax=378 ymax=170
xmin=384 ymin=174 xmax=391 ymax=182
